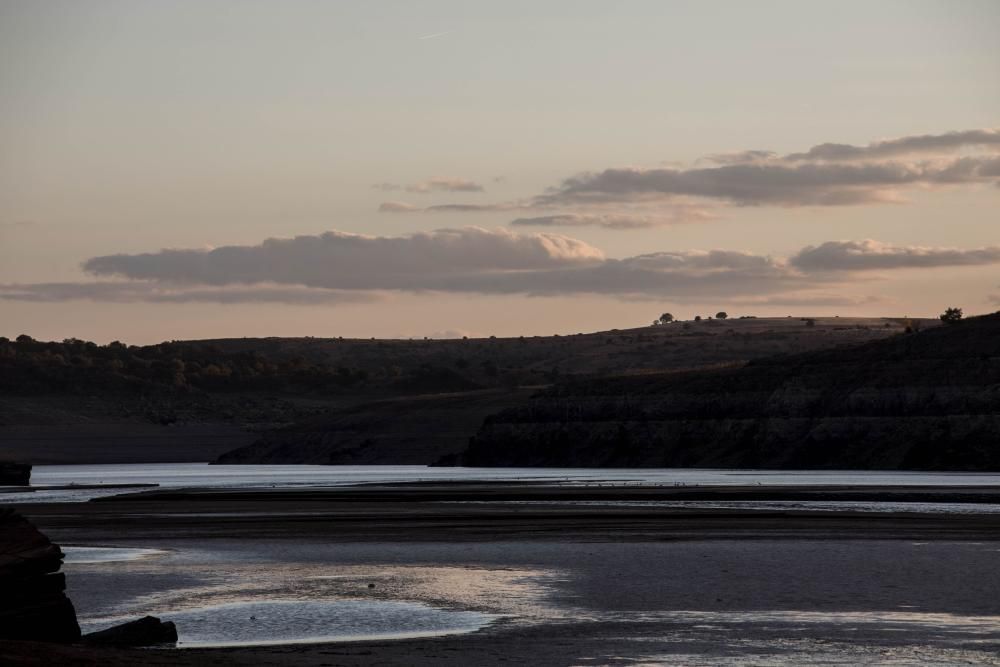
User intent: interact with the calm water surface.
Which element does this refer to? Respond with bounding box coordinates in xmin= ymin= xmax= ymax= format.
xmin=81 ymin=599 xmax=496 ymax=647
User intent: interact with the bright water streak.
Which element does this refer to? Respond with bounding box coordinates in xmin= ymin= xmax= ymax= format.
xmin=62 ymin=546 xmax=168 ymax=564
xmin=6 ymin=463 xmax=1000 ymax=504
xmin=81 ymin=599 xmax=496 ymax=648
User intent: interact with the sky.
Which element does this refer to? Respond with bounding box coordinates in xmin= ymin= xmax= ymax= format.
xmin=1 ymin=0 xmax=998 ymax=343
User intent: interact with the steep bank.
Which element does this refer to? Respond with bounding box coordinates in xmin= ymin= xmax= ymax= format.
xmin=0 ymin=508 xmax=80 ymax=643
xmin=461 ymin=313 xmax=1000 ymax=470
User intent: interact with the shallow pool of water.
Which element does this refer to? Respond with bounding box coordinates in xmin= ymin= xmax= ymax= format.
xmin=81 ymin=599 xmax=497 ymax=647
xmin=63 ymin=546 xmax=168 ymax=564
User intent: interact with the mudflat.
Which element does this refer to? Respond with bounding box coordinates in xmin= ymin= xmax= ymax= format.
xmin=20 ymin=482 xmax=1000 ymax=542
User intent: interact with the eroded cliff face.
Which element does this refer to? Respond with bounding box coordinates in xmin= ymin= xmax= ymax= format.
xmin=462 ymin=314 xmax=1000 ymax=470
xmin=0 ymin=508 xmax=81 ymax=643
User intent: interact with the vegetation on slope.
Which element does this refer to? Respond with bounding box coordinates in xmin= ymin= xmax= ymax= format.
xmin=460 ymin=313 xmax=1000 ymax=470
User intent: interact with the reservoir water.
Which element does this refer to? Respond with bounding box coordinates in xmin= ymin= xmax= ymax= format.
xmin=24 ymin=464 xmax=1000 ymax=660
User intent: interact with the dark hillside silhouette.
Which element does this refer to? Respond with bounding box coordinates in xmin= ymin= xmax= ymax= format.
xmin=461 ymin=312 xmax=1000 ymax=470
xmin=0 ymin=317 xmax=936 ymax=465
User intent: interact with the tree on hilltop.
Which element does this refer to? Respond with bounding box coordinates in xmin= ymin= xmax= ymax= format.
xmin=940 ymin=307 xmax=963 ymax=324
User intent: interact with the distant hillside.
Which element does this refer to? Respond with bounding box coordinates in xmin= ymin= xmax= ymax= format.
xmin=211 ymin=317 xmax=917 ymax=466
xmin=0 ymin=317 xmax=927 ymax=464
xmin=2 ymin=317 xmax=907 ymax=424
xmin=459 ymin=313 xmax=1000 ymax=470
xmin=215 ymin=389 xmax=534 ymax=465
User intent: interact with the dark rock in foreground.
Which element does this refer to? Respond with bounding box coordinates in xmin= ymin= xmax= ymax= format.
xmin=83 ymin=616 xmax=177 ymax=646
xmin=462 ymin=313 xmax=1000 ymax=470
xmin=0 ymin=508 xmax=80 ymax=642
xmin=0 ymin=462 xmax=30 ymax=486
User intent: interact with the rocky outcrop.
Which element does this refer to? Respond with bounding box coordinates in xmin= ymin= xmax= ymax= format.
xmin=83 ymin=615 xmax=177 ymax=646
xmin=0 ymin=462 xmax=30 ymax=486
xmin=461 ymin=313 xmax=1000 ymax=470
xmin=0 ymin=508 xmax=80 ymax=642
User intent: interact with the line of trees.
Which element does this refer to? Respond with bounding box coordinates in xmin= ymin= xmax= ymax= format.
xmin=654 ymin=311 xmax=735 ymax=325
xmin=0 ymin=336 xmax=379 ymax=395
xmin=656 ymin=306 xmax=967 ymax=328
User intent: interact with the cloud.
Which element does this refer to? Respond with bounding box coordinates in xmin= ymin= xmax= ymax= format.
xmin=510 ymin=213 xmax=661 ymax=229
xmin=536 ymin=157 xmax=1000 ymax=207
xmin=790 ymin=240 xmax=1000 ymax=272
xmin=374 ymin=178 xmax=484 ymax=194
xmin=702 ymin=150 xmax=778 ymax=165
xmin=20 ymin=227 xmax=803 ymax=302
xmin=79 ymin=227 xmax=799 ymax=300
xmin=398 ymin=250 xmax=806 ymax=300
xmin=510 ymin=209 xmax=712 ymax=229
xmin=379 ymin=201 xmax=519 ymax=213
xmin=10 ymin=227 xmax=998 ymax=304
xmin=82 ymin=228 xmax=606 ymax=290
xmin=406 ymin=177 xmax=484 ymax=193
xmin=422 ymin=203 xmax=510 ymax=212
xmin=381 ymin=200 xmax=714 ymax=228
xmin=785 ymin=129 xmax=1000 ymax=162
xmin=0 ymin=282 xmax=382 ymax=304
xmin=417 ymin=128 xmax=1000 ymax=212
xmin=378 ymin=201 xmax=422 ymax=212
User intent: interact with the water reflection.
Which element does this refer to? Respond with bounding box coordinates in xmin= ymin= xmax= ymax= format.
xmin=603 ymin=610 xmax=1000 ymax=666
xmin=63 ymin=546 xmax=168 ymax=564
xmin=82 ymin=599 xmax=496 ymax=647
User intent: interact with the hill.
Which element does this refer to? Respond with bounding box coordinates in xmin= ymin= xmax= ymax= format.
xmin=0 ymin=317 xmax=924 ymax=464
xmin=459 ymin=313 xmax=1000 ymax=470
xmin=215 ymin=389 xmax=535 ymax=465
xmin=212 ymin=317 xmax=919 ymax=466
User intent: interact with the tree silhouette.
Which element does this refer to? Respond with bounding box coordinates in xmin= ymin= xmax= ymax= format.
xmin=657 ymin=312 xmax=674 ymax=324
xmin=940 ymin=307 xmax=963 ymax=324
xmin=715 ymin=311 xmax=728 ymax=320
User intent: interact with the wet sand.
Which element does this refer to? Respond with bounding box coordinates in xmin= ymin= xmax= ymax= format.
xmin=23 ymin=483 xmax=1000 ymax=542
xmin=6 ymin=483 xmax=1000 ymax=665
